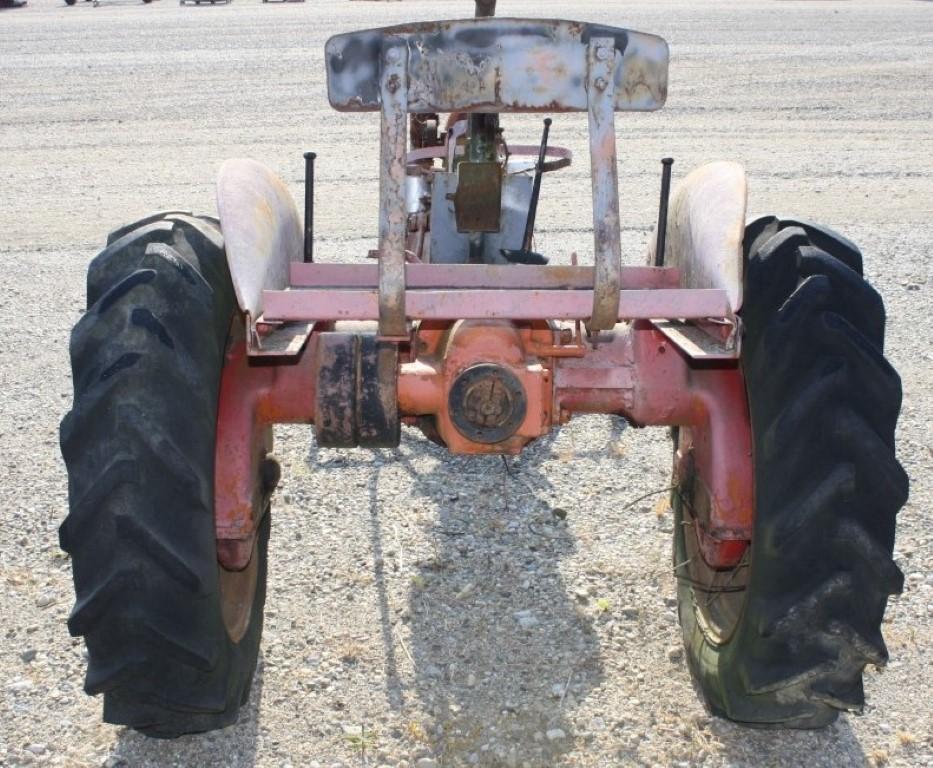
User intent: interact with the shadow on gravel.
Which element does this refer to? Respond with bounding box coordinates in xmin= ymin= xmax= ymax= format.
xmin=106 ymin=655 xmax=264 ymax=767
xmin=708 ymin=714 xmax=868 ymax=767
xmin=370 ymin=432 xmax=605 ymax=767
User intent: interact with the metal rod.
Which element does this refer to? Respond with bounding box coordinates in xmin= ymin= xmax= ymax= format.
xmin=303 ymin=151 xmax=316 ymax=263
xmin=522 ymin=118 xmax=552 ymax=251
xmin=654 ymin=157 xmax=674 ymax=267
xmin=475 ymin=0 xmax=495 ymax=17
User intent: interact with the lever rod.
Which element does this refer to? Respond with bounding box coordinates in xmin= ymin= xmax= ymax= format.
xmin=654 ymin=157 xmax=674 ymax=267
xmin=522 ymin=118 xmax=552 ymax=251
xmin=303 ymin=151 xmax=317 ymax=264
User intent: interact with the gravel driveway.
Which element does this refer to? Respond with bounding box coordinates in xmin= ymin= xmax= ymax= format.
xmin=1 ymin=0 xmax=931 ymax=765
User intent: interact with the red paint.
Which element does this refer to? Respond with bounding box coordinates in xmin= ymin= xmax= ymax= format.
xmin=215 ymin=314 xmax=751 ymax=571
xmin=214 ymin=330 xmax=317 ymax=570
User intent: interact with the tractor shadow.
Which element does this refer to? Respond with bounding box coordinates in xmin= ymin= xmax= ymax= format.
xmin=346 ymin=428 xmax=608 ymax=767
xmin=107 ymin=656 xmax=264 ymax=767
xmin=707 ymin=713 xmax=870 ymax=767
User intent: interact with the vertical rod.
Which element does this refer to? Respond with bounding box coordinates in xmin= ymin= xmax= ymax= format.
xmin=475 ymin=0 xmax=495 ymax=17
xmin=654 ymin=157 xmax=674 ymax=268
xmin=303 ymin=151 xmax=316 ymax=264
xmin=522 ymin=118 xmax=552 ymax=251
xmin=377 ymin=41 xmax=409 ymax=339
xmin=586 ymin=38 xmax=622 ymax=332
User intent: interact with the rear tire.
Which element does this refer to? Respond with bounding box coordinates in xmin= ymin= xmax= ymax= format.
xmin=60 ymin=213 xmax=268 ymax=737
xmin=673 ymin=219 xmax=907 ymax=727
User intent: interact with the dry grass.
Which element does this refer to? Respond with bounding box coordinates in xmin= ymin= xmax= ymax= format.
xmin=896 ymin=730 xmax=916 ymax=747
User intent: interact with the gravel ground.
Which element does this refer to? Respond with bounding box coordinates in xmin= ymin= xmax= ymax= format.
xmin=1 ymin=0 xmax=932 ymax=766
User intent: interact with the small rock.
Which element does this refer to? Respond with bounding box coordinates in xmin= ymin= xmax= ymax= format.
xmin=7 ymin=678 xmax=34 ymax=693
xmin=667 ymin=645 xmax=684 ymax=662
xmin=513 ymin=610 xmax=539 ymax=629
xmin=102 ymin=758 xmax=128 ymax=768
xmin=20 ymin=649 xmax=37 ymax=663
xmin=905 ymin=283 xmax=920 ymax=291
xmin=465 ymin=672 xmax=476 ymax=687
xmin=27 ymin=745 xmax=47 ymax=756
xmin=552 ymin=507 xmax=567 ymax=520
xmin=455 ymin=582 xmax=475 ymax=600
xmin=545 ymin=728 xmax=566 ymax=741
xmin=35 ymin=594 xmax=56 ymax=608
xmin=620 ymin=605 xmax=638 ymax=619
xmin=550 ymin=683 xmax=565 ymax=698
xmin=415 ymin=759 xmax=437 ymax=768
xmin=573 ymin=588 xmax=589 ymax=604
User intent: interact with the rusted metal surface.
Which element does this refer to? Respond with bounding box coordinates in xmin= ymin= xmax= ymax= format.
xmin=356 ymin=335 xmax=401 ymax=447
xmin=406 ymin=142 xmax=572 ymax=172
xmin=314 ymin=332 xmax=359 ymax=447
xmin=248 ymin=319 xmax=314 ymax=357
xmin=587 ymin=37 xmax=623 ymax=331
xmin=262 ymin=287 xmax=729 ymax=322
xmin=627 ymin=323 xmax=752 ymax=566
xmin=214 ymin=332 xmax=316 ymax=571
xmin=645 ymin=161 xmax=747 ymax=312
xmin=397 ymin=320 xmax=552 ymax=454
xmin=650 ymin=318 xmax=738 ymax=360
xmin=448 ymin=363 xmax=528 ymax=443
xmin=216 ymin=314 xmax=751 ymax=560
xmin=216 ymin=158 xmax=303 ymax=320
xmin=290 ymin=262 xmax=679 ymax=289
xmin=326 ymin=19 xmax=668 ymax=114
xmin=429 ymin=171 xmax=531 ymax=264
xmin=378 ymin=39 xmax=409 ymax=338
xmin=452 ymin=161 xmax=503 ymax=232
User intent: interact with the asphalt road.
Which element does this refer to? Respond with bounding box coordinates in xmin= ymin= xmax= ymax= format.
xmin=1 ymin=1 xmax=932 ymax=766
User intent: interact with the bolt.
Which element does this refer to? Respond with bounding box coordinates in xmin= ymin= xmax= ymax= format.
xmin=560 ymin=328 xmax=574 ymax=345
xmin=385 ymin=47 xmax=401 ymax=64
xmin=596 ymin=46 xmax=612 ymax=62
xmin=594 ymin=76 xmax=608 ymax=91
xmin=386 ymin=75 xmax=400 ymax=94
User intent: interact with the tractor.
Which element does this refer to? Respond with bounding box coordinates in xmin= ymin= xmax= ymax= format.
xmin=60 ymin=0 xmax=907 ymax=738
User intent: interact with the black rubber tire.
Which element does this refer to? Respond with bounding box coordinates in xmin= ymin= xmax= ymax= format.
xmin=674 ymin=219 xmax=908 ymax=727
xmin=60 ymin=214 xmax=268 ymax=738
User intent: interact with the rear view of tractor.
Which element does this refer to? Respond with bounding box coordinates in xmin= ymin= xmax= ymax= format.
xmin=60 ymin=1 xmax=907 ymax=738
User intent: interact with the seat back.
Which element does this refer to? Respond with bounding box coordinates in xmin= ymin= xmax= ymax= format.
xmin=326 ymin=18 xmax=668 ymax=113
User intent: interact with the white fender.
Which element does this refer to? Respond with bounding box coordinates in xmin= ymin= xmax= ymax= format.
xmin=646 ymin=161 xmax=747 ymax=312
xmin=216 ymin=158 xmax=303 ymax=319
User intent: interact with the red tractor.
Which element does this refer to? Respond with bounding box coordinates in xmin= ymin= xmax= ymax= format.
xmin=60 ymin=1 xmax=907 ymax=738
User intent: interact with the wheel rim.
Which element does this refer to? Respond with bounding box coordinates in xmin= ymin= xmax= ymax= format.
xmin=674 ymin=428 xmax=750 ymax=646
xmin=219 ymin=534 xmax=259 ymax=643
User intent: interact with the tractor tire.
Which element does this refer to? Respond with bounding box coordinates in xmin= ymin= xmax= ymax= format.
xmin=60 ymin=213 xmax=269 ymax=738
xmin=673 ymin=218 xmax=908 ymax=727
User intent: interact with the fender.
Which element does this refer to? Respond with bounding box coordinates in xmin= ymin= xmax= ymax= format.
xmin=216 ymin=158 xmax=303 ymax=320
xmin=647 ymin=161 xmax=747 ymax=312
